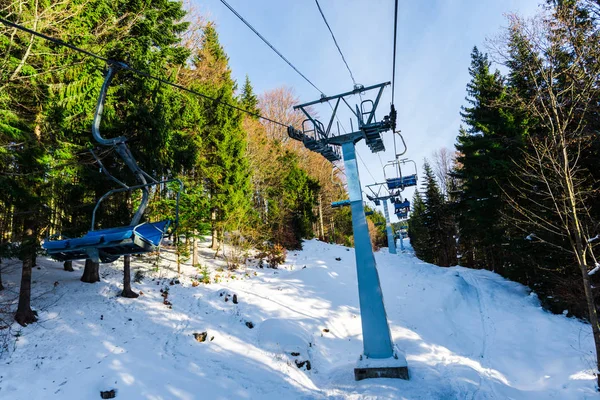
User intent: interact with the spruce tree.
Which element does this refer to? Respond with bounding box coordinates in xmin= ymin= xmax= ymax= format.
xmin=422 ymin=161 xmax=457 ymax=266
xmin=194 ymin=24 xmax=252 ymax=248
xmin=454 ymin=47 xmax=523 ymax=271
xmin=408 ymin=190 xmax=428 ymax=261
xmin=240 ymin=75 xmax=260 ymax=117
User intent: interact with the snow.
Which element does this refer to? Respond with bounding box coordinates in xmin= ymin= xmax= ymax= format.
xmin=356 ymin=346 xmax=407 ymax=369
xmin=588 ymin=263 xmax=600 ymax=276
xmin=0 ymin=238 xmax=597 ymax=399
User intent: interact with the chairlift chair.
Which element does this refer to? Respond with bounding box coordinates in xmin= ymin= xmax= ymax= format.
xmin=358 ymin=98 xmax=387 ymax=153
xmin=301 ymin=119 xmax=324 ymax=151
xmin=300 ymin=119 xmax=341 ymax=162
xmin=287 ymin=126 xmax=304 ymax=141
xmin=43 ymin=64 xmax=182 ymax=263
xmin=320 ymin=144 xmax=341 ymax=162
xmin=395 ymin=210 xmax=408 ymax=219
xmin=366 ymin=193 xmax=382 ymax=207
xmin=383 ymin=158 xmax=418 ymax=190
xmin=394 ymin=198 xmax=410 ymax=219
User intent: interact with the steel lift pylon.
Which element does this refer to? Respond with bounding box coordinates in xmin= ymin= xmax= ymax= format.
xmin=288 ymin=83 xmax=409 ymax=381
xmin=365 ymin=182 xmax=399 ymax=254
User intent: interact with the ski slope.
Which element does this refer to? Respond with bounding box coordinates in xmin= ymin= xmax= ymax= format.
xmin=0 ymin=239 xmax=597 ymax=399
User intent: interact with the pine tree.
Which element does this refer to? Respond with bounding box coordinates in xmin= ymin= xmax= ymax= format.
xmin=422 ymin=161 xmax=457 ymax=266
xmin=240 ymin=75 xmax=259 ymax=117
xmin=192 ymin=24 xmax=252 ymax=248
xmin=454 ymin=47 xmax=523 ymax=271
xmin=408 ymin=190 xmax=428 ymax=261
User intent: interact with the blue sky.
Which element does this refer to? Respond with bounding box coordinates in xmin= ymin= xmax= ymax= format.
xmin=192 ymin=0 xmax=541 ymax=219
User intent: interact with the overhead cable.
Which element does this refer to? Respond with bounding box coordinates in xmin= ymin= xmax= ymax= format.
xmin=0 ymin=17 xmax=289 ymax=128
xmin=391 ymin=0 xmax=399 ymax=105
xmin=356 ymin=149 xmax=377 ymax=183
xmin=314 ymin=0 xmax=357 ymax=86
xmin=219 ymin=0 xmax=325 ymax=96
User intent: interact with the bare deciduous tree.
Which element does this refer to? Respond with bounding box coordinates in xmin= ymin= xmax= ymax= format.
xmin=258 ymin=86 xmax=304 ymax=143
xmin=431 ymin=147 xmax=456 ymax=198
xmin=500 ymin=3 xmax=600 ymax=386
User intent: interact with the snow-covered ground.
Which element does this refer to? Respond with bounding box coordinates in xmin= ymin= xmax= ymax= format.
xmin=0 ymin=238 xmax=598 ymax=399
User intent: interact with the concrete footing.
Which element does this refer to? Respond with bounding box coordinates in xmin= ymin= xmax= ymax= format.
xmin=354 ymin=365 xmax=409 ymax=381
xmin=354 ymin=348 xmax=410 ymax=381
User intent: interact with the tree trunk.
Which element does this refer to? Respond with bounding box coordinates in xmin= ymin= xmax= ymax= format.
xmin=192 ymin=233 xmax=198 ymax=266
xmin=318 ymin=194 xmax=324 ymax=240
xmin=63 ymin=260 xmax=74 ymax=272
xmin=211 ymin=229 xmax=218 ymax=249
xmin=80 ymin=259 xmax=100 ymax=283
xmin=175 ymin=234 xmax=181 ymax=274
xmin=579 ymin=261 xmax=600 ymax=389
xmin=561 ymin=140 xmax=600 ymax=389
xmin=211 ymin=209 xmax=218 ymax=249
xmin=0 ymin=258 xmax=4 ymax=291
xmin=121 ymin=255 xmax=138 ymax=298
xmin=15 ymin=221 xmax=38 ymax=326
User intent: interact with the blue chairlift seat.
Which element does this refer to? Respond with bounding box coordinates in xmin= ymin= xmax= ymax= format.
xmin=394 ymin=199 xmax=410 ymax=219
xmin=43 ymin=220 xmax=170 ymax=263
xmin=395 ymin=210 xmax=408 ymax=219
xmin=394 ymin=200 xmax=410 ymax=211
xmin=386 ymin=174 xmax=417 ymax=190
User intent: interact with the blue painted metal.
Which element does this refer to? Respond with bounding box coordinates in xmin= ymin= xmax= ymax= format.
xmin=395 ymin=210 xmax=408 ymax=219
xmin=90 ymin=179 xmax=183 ymax=231
xmin=331 ymin=200 xmax=351 ymax=208
xmin=294 ymin=82 xmax=391 ymax=154
xmin=394 ymin=199 xmax=410 ymax=219
xmin=341 ymin=141 xmax=394 ymax=359
xmin=92 ymin=65 xmax=151 ymax=226
xmin=394 ymin=200 xmax=410 ymax=219
xmin=382 ymin=200 xmax=396 ymax=254
xmin=287 ymin=124 xmax=341 ymax=162
xmin=43 ymin=220 xmax=171 ymax=263
xmin=386 ymin=174 xmax=417 ymax=190
xmin=43 ymin=64 xmax=183 ymax=263
xmin=365 ymin=183 xmax=400 ymax=254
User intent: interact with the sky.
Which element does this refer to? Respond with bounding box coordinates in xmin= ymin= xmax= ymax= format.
xmin=192 ymin=0 xmax=542 ymax=220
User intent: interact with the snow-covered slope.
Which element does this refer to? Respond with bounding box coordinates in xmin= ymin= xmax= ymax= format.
xmin=0 ymin=239 xmax=597 ymax=399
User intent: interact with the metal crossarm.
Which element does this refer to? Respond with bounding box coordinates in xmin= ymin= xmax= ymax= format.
xmin=289 ymin=83 xmax=392 ymax=164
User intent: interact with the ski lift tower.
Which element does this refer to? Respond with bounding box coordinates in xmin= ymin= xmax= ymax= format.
xmin=365 ymin=182 xmax=400 ymax=254
xmin=288 ymin=83 xmax=409 ymax=381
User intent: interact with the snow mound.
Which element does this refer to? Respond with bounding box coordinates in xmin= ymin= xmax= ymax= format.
xmin=258 ymin=318 xmax=312 ymax=354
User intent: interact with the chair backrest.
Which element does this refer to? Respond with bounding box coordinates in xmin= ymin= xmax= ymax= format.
xmin=134 ymin=220 xmax=170 ymax=246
